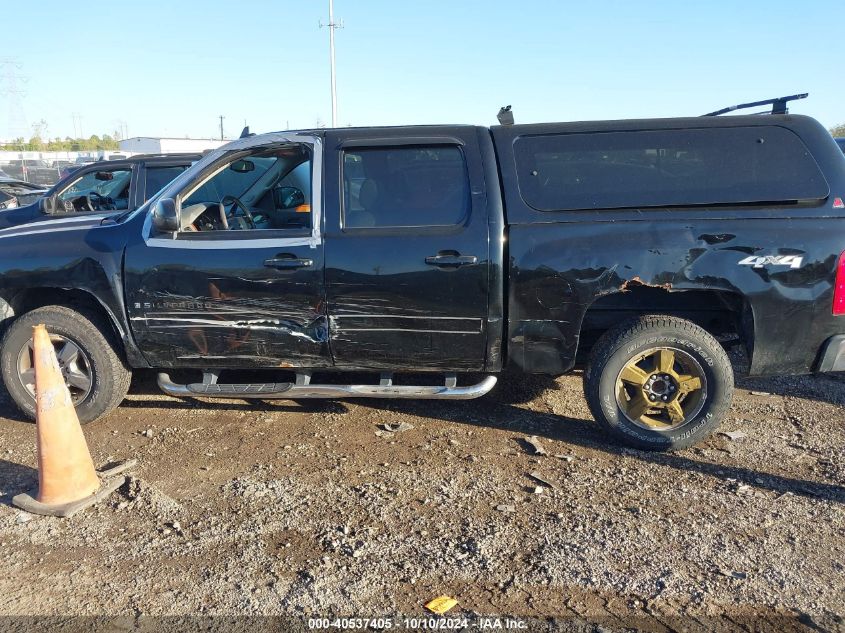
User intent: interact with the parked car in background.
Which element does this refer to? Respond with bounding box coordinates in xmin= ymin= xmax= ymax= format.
xmin=59 ymin=156 xmax=102 ymax=179
xmin=0 ymin=177 xmax=50 ymax=209
xmin=0 ymin=153 xmax=199 ymax=230
xmin=2 ymin=159 xmax=58 ymax=186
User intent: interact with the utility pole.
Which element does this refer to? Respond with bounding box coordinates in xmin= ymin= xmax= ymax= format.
xmin=219 ymin=115 xmax=225 ymax=140
xmin=321 ymin=0 xmax=343 ymax=127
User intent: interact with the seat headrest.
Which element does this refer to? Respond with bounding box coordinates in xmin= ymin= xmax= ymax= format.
xmin=359 ymin=179 xmax=379 ymax=209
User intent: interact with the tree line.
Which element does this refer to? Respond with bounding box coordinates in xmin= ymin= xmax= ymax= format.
xmin=0 ymin=135 xmax=120 ymax=152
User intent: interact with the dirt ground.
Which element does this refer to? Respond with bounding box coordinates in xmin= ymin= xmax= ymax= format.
xmin=1 ymin=357 xmax=844 ymax=631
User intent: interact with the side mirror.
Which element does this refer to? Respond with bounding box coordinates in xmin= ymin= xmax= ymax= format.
xmin=152 ymin=198 xmax=178 ymax=233
xmin=274 ymin=186 xmax=306 ymax=209
xmin=229 ymin=159 xmax=255 ymax=173
xmin=40 ymin=195 xmax=58 ymax=215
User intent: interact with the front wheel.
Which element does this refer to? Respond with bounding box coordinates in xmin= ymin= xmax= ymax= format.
xmin=584 ymin=315 xmax=733 ymax=451
xmin=1 ymin=306 xmax=132 ymax=423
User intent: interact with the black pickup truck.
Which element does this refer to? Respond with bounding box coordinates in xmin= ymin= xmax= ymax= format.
xmin=2 ymin=159 xmax=59 ymax=186
xmin=1 ymin=109 xmax=844 ymax=450
xmin=0 ymin=153 xmax=200 ymax=230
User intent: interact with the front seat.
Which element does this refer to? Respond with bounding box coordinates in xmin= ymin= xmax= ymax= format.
xmin=346 ymin=179 xmax=377 ymax=228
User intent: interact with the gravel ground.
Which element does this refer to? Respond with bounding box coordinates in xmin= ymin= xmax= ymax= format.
xmin=0 ymin=359 xmax=844 ymax=631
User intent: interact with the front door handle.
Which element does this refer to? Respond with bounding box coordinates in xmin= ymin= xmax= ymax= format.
xmin=264 ymin=255 xmax=314 ymax=270
xmin=425 ymin=253 xmax=478 ymax=267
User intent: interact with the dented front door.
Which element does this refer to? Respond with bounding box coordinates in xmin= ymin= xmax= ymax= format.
xmin=124 ymin=240 xmax=329 ymax=368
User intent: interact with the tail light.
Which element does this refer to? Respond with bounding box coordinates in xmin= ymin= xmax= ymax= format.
xmin=834 ymin=251 xmax=845 ymax=315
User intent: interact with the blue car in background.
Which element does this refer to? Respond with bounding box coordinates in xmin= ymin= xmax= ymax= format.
xmin=0 ymin=177 xmax=50 ymax=209
xmin=0 ymin=153 xmax=199 ymax=230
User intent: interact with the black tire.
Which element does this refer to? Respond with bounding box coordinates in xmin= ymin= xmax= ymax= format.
xmin=0 ymin=305 xmax=131 ymax=424
xmin=584 ymin=315 xmax=733 ymax=451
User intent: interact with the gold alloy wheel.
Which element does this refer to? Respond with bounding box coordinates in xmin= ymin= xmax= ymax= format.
xmin=615 ymin=347 xmax=707 ymax=431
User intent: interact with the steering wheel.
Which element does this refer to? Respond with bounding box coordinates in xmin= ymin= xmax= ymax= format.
xmin=85 ymin=191 xmax=115 ymax=212
xmin=221 ymin=195 xmax=256 ymax=229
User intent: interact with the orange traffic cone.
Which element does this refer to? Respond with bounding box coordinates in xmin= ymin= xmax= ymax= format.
xmin=13 ymin=324 xmax=133 ymax=517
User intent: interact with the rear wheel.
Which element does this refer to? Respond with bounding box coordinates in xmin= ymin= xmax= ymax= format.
xmin=584 ymin=315 xmax=733 ymax=450
xmin=1 ymin=306 xmax=131 ymax=423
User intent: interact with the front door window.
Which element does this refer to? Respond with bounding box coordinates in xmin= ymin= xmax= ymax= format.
xmin=178 ymin=145 xmax=312 ymax=233
xmin=59 ymin=168 xmax=132 ymax=212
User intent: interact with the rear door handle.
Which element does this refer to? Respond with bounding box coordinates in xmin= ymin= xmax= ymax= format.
xmin=264 ymin=255 xmax=314 ymax=269
xmin=425 ymin=253 xmax=478 ymax=267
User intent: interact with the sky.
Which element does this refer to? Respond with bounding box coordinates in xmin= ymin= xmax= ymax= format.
xmin=2 ymin=0 xmax=843 ymax=141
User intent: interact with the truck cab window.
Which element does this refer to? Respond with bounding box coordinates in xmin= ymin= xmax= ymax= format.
xmin=342 ymin=146 xmax=469 ymax=228
xmin=179 ymin=145 xmax=312 ymax=232
xmin=58 ymin=168 xmax=132 ymax=212
xmin=145 ymin=166 xmax=188 ymax=199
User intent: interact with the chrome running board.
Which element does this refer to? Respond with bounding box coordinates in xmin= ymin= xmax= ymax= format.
xmin=157 ymin=373 xmax=497 ymax=401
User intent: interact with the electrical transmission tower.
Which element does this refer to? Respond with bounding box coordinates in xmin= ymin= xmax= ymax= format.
xmin=0 ymin=58 xmax=29 ymax=143
xmin=72 ymin=113 xmax=84 ymax=139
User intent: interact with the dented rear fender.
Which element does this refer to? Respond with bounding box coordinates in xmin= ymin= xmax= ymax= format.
xmin=507 ymin=217 xmax=845 ymax=376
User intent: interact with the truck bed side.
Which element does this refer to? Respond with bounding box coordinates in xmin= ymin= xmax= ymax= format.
xmin=493 ymin=115 xmax=845 ymax=376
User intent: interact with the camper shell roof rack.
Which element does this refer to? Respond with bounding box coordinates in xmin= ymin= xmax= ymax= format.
xmin=702 ymin=93 xmax=808 ymax=117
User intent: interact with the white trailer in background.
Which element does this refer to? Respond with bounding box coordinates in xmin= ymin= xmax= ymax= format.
xmin=119 ymin=137 xmax=227 ymax=154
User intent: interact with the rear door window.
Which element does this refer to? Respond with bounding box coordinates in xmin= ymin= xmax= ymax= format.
xmin=144 ymin=166 xmax=188 ymax=199
xmin=342 ymin=146 xmax=469 ymax=228
xmin=513 ymin=126 xmax=829 ymax=211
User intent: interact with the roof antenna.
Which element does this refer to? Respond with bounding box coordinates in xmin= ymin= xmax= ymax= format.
xmin=239 ymin=125 xmax=254 ymax=139
xmin=497 ymin=105 xmax=514 ymax=126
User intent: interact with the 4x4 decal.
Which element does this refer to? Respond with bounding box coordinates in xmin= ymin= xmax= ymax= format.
xmin=738 ymin=254 xmax=803 ymax=269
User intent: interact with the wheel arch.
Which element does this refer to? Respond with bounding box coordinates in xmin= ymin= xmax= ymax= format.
xmin=577 ymin=285 xmax=754 ymax=365
xmin=0 ymin=287 xmax=128 ymax=359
